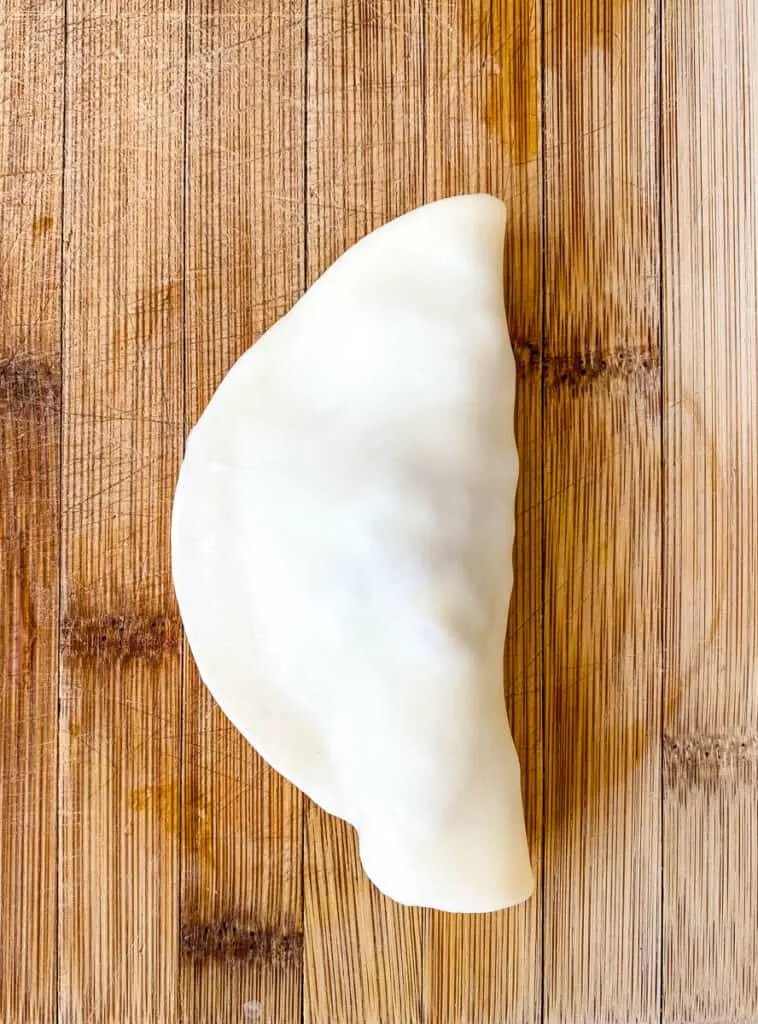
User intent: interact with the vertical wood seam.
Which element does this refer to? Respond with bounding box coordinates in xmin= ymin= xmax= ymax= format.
xmin=657 ymin=1 xmax=666 ymax=1021
xmin=56 ymin=0 xmax=70 ymax=1017
xmin=301 ymin=3 xmax=309 ymax=1021
xmin=179 ymin=0 xmax=189 ymax=1018
xmin=420 ymin=0 xmax=427 ymax=209
xmin=539 ymin=0 xmax=547 ymax=1020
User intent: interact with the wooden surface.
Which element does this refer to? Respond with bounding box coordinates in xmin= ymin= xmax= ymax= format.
xmin=542 ymin=3 xmax=662 ymax=1021
xmin=662 ymin=3 xmax=758 ymax=1020
xmin=1 ymin=0 xmax=63 ymax=1020
xmin=182 ymin=6 xmax=304 ymax=1024
xmin=1 ymin=1 xmax=756 ymax=1022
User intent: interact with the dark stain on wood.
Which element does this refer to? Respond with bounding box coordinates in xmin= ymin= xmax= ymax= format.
xmin=181 ymin=778 xmax=215 ymax=874
xmin=61 ymin=606 xmax=180 ymax=662
xmin=32 ymin=215 xmax=55 ymax=237
xmin=130 ymin=783 xmax=180 ymax=830
xmin=130 ymin=781 xmax=215 ymax=872
xmin=0 ymin=355 xmax=60 ymax=415
xmin=3 ymin=531 xmax=36 ymax=689
xmin=486 ymin=0 xmax=540 ymax=165
xmin=180 ymin=919 xmax=304 ymax=966
xmin=114 ymin=280 xmax=182 ymax=353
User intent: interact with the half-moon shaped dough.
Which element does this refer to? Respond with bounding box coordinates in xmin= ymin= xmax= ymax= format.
xmin=172 ymin=194 xmax=534 ymax=912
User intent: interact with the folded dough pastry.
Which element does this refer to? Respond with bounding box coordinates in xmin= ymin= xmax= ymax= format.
xmin=172 ymin=195 xmax=534 ymax=912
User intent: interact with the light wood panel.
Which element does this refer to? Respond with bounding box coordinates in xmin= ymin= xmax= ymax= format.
xmin=542 ymin=2 xmax=662 ymax=1021
xmin=58 ymin=1 xmax=184 ymax=1019
xmin=423 ymin=1 xmax=543 ymax=1021
xmin=302 ymin=3 xmax=424 ymax=1021
xmin=182 ymin=3 xmax=305 ymax=1023
xmin=662 ymin=1 xmax=758 ymax=1019
xmin=0 ymin=0 xmax=63 ymax=1019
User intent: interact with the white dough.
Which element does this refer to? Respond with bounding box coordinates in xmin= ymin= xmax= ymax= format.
xmin=172 ymin=194 xmax=534 ymax=912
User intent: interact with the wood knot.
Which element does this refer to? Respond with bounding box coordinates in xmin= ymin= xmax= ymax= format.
xmin=544 ymin=344 xmax=660 ymax=392
xmin=664 ymin=734 xmax=758 ymax=787
xmin=180 ymin=919 xmax=303 ymax=966
xmin=61 ymin=605 xmax=180 ymax=662
xmin=510 ymin=335 xmax=542 ymax=377
xmin=0 ymin=355 xmax=59 ymax=415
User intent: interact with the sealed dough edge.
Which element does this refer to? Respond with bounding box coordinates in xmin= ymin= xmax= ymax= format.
xmin=172 ymin=194 xmax=535 ymax=913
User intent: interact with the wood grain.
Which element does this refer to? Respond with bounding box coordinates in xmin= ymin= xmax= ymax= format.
xmin=662 ymin=1 xmax=758 ymax=1019
xmin=423 ymin=2 xmax=543 ymax=1021
xmin=0 ymin=0 xmax=63 ymax=1020
xmin=4 ymin=0 xmax=758 ymax=1020
xmin=58 ymin=1 xmax=184 ymax=1020
xmin=302 ymin=3 xmax=425 ymax=1022
xmin=542 ymin=1 xmax=662 ymax=1021
xmin=182 ymin=3 xmax=305 ymax=1023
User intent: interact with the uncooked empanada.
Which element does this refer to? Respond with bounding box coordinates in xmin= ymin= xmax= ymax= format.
xmin=172 ymin=195 xmax=533 ymax=912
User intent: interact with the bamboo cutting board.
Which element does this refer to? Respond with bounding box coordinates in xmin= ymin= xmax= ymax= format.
xmin=1 ymin=1 xmax=757 ymax=1022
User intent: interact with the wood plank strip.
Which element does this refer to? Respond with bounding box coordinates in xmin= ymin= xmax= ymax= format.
xmin=422 ymin=1 xmax=543 ymax=1021
xmin=662 ymin=2 xmax=758 ymax=1019
xmin=0 ymin=1 xmax=64 ymax=1019
xmin=181 ymin=4 xmax=305 ymax=1023
xmin=303 ymin=3 xmax=424 ymax=1021
xmin=542 ymin=2 xmax=662 ymax=1021
xmin=58 ymin=2 xmax=185 ymax=1020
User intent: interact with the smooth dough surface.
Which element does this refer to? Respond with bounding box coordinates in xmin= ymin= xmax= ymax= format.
xmin=172 ymin=194 xmax=534 ymax=912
